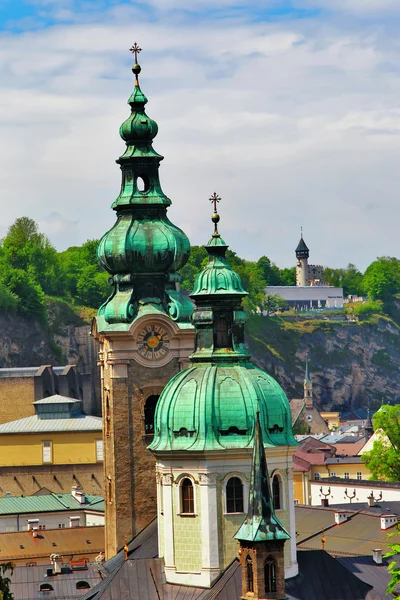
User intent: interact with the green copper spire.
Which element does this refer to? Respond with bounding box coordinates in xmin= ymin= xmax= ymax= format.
xmin=96 ymin=45 xmax=192 ymax=325
xmin=149 ymin=197 xmax=297 ymax=452
xmin=235 ymin=412 xmax=290 ymax=543
xmin=304 ymin=351 xmax=311 ymax=384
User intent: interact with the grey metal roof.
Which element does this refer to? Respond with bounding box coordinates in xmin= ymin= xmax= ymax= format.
xmin=33 ymin=395 xmax=78 ymax=405
xmin=0 ymin=414 xmax=102 ymax=433
xmin=326 ymin=456 xmax=363 ymax=464
xmin=9 ymin=562 xmax=103 ymax=599
xmin=0 ymin=367 xmax=40 ymax=378
xmin=338 ymin=556 xmax=393 ymax=600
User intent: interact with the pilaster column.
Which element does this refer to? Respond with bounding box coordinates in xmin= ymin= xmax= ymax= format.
xmin=287 ymin=467 xmax=298 ymax=577
xmin=199 ymin=473 xmax=220 ymax=573
xmin=162 ymin=473 xmax=175 ymax=568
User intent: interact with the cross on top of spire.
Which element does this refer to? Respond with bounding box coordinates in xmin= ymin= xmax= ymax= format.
xmin=209 ymin=192 xmax=221 ymax=213
xmin=209 ymin=193 xmax=221 ymax=236
xmin=129 ymin=42 xmax=142 ymax=63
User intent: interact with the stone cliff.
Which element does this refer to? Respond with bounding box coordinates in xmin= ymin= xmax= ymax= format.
xmin=1 ymin=304 xmax=399 ymax=411
xmin=246 ymin=314 xmax=400 ymax=411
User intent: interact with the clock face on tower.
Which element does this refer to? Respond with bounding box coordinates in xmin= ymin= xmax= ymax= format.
xmin=137 ymin=324 xmax=170 ymax=360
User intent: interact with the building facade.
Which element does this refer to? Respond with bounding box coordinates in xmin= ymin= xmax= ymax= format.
xmin=0 ymin=395 xmax=103 ymax=497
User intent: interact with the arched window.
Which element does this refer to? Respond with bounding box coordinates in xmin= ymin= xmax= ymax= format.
xmin=144 ymin=395 xmax=159 ymax=435
xmin=272 ymin=475 xmax=281 ymax=510
xmin=246 ymin=555 xmax=254 ymax=593
xmin=214 ymin=318 xmax=229 ymax=349
xmin=226 ymin=477 xmax=244 ymax=513
xmin=181 ymin=478 xmax=194 ymax=514
xmin=264 ymin=556 xmax=277 ymax=593
xmin=76 ymin=581 xmax=91 ymax=590
xmin=40 ymin=583 xmax=54 ymax=591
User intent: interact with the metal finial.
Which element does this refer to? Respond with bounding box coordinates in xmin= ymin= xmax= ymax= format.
xmin=209 ymin=192 xmax=221 ymax=236
xmin=129 ymin=42 xmax=142 ymax=86
xmin=129 ymin=42 xmax=142 ymax=63
xmin=301 ymin=226 xmax=303 ymax=238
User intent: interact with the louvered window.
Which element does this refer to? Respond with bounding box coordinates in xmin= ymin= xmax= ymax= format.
xmin=42 ymin=441 xmax=52 ymax=463
xmin=96 ymin=439 xmax=104 ymax=461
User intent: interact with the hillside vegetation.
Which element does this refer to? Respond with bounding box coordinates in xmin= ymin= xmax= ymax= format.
xmin=1 ymin=217 xmax=400 ymax=411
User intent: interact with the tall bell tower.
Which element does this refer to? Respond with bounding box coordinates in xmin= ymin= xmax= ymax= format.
xmin=92 ymin=44 xmax=194 ymax=559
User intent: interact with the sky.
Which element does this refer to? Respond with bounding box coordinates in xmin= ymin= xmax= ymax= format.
xmin=0 ymin=1 xmax=400 ymax=270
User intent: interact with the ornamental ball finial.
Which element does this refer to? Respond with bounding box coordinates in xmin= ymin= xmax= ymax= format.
xmin=209 ymin=192 xmax=221 ymax=236
xmin=129 ymin=42 xmax=142 ymax=86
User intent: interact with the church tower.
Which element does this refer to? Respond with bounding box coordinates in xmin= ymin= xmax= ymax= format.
xmin=304 ymin=352 xmax=313 ymax=409
xmin=149 ymin=198 xmax=298 ymax=588
xmin=295 ymin=231 xmax=309 ymax=286
xmin=92 ymin=45 xmax=194 ymax=558
xmin=235 ymin=412 xmax=289 ymax=600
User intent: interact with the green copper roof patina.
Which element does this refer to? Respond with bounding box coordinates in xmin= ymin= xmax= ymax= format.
xmin=96 ymin=44 xmax=192 ymax=326
xmin=235 ymin=413 xmax=290 ymax=543
xmin=149 ymin=198 xmax=297 ymax=453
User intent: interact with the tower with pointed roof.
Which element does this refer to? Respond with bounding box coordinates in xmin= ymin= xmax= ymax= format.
xmin=304 ymin=352 xmax=313 ymax=408
xmin=92 ymin=46 xmax=194 ymax=558
xmin=295 ymin=232 xmax=310 ymax=286
xmin=235 ymin=412 xmax=290 ymax=599
xmin=149 ymin=199 xmax=298 ymax=587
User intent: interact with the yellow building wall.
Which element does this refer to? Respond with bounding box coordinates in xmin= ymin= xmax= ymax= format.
xmin=311 ymin=463 xmax=370 ymax=480
xmin=320 ymin=412 xmax=340 ymax=430
xmin=293 ymin=472 xmax=305 ymax=504
xmin=0 ymin=432 xmax=102 ymax=466
xmin=172 ymin=482 xmax=202 ymax=573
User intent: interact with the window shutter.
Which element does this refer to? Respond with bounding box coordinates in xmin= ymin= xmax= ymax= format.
xmin=96 ymin=439 xmax=104 ymax=461
xmin=42 ymin=441 xmax=51 ymax=463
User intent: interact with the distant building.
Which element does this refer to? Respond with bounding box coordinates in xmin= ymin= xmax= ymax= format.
xmin=0 ymin=394 xmax=103 ymax=497
xmin=266 ymin=233 xmax=344 ymax=310
xmin=290 ymin=355 xmax=330 ymax=436
xmin=0 ymin=487 xmax=104 ymax=533
xmin=0 ymin=365 xmax=96 ymax=425
xmin=0 ymin=524 xmax=104 ymax=567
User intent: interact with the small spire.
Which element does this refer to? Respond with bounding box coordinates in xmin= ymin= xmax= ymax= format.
xmin=234 ymin=411 xmax=290 ymax=542
xmin=209 ymin=192 xmax=221 ymax=237
xmin=304 ymin=351 xmax=311 ymax=383
xmin=129 ymin=42 xmax=142 ymax=87
xmin=301 ymin=225 xmax=303 ymax=238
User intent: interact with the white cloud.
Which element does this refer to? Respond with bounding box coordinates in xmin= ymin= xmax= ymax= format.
xmin=0 ymin=3 xmax=399 ymax=270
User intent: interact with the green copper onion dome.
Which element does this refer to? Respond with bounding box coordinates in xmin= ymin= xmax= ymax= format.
xmin=96 ymin=45 xmax=192 ymax=325
xmin=149 ymin=198 xmax=296 ymax=452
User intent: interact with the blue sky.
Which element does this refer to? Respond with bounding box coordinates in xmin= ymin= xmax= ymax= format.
xmin=1 ymin=0 xmax=400 ymax=269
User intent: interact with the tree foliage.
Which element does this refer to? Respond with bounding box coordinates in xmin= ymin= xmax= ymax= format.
xmin=0 ymin=561 xmax=14 ymax=599
xmin=385 ymin=525 xmax=400 ymax=598
xmin=362 ymin=405 xmax=400 ymax=482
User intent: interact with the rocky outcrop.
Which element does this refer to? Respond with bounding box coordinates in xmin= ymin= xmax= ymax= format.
xmin=1 ymin=306 xmax=399 ymax=412
xmin=246 ymin=315 xmax=400 ymax=411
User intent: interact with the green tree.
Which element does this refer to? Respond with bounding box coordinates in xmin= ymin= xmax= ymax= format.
xmin=362 ymin=405 xmax=400 ymax=481
xmin=361 ymin=257 xmax=400 ymax=301
xmin=385 ymin=525 xmax=400 ymax=598
xmin=0 ymin=561 xmax=14 ymax=599
xmin=260 ymin=293 xmax=286 ymax=316
xmin=76 ymin=266 xmax=110 ymax=307
xmin=0 ymin=217 xmax=62 ymax=296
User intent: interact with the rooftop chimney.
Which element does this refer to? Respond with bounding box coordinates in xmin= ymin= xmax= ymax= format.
xmin=71 ymin=485 xmax=85 ymax=504
xmin=373 ymin=549 xmax=383 ymax=565
xmin=321 ymin=498 xmax=329 ymax=507
xmin=50 ymin=553 xmax=62 ymax=575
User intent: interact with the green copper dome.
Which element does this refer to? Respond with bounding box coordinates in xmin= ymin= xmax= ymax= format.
xmin=149 ymin=362 xmax=295 ymax=452
xmin=191 ymin=235 xmax=246 ymax=296
xmin=149 ymin=200 xmax=297 ymax=453
xmin=96 ymin=47 xmax=192 ymax=325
